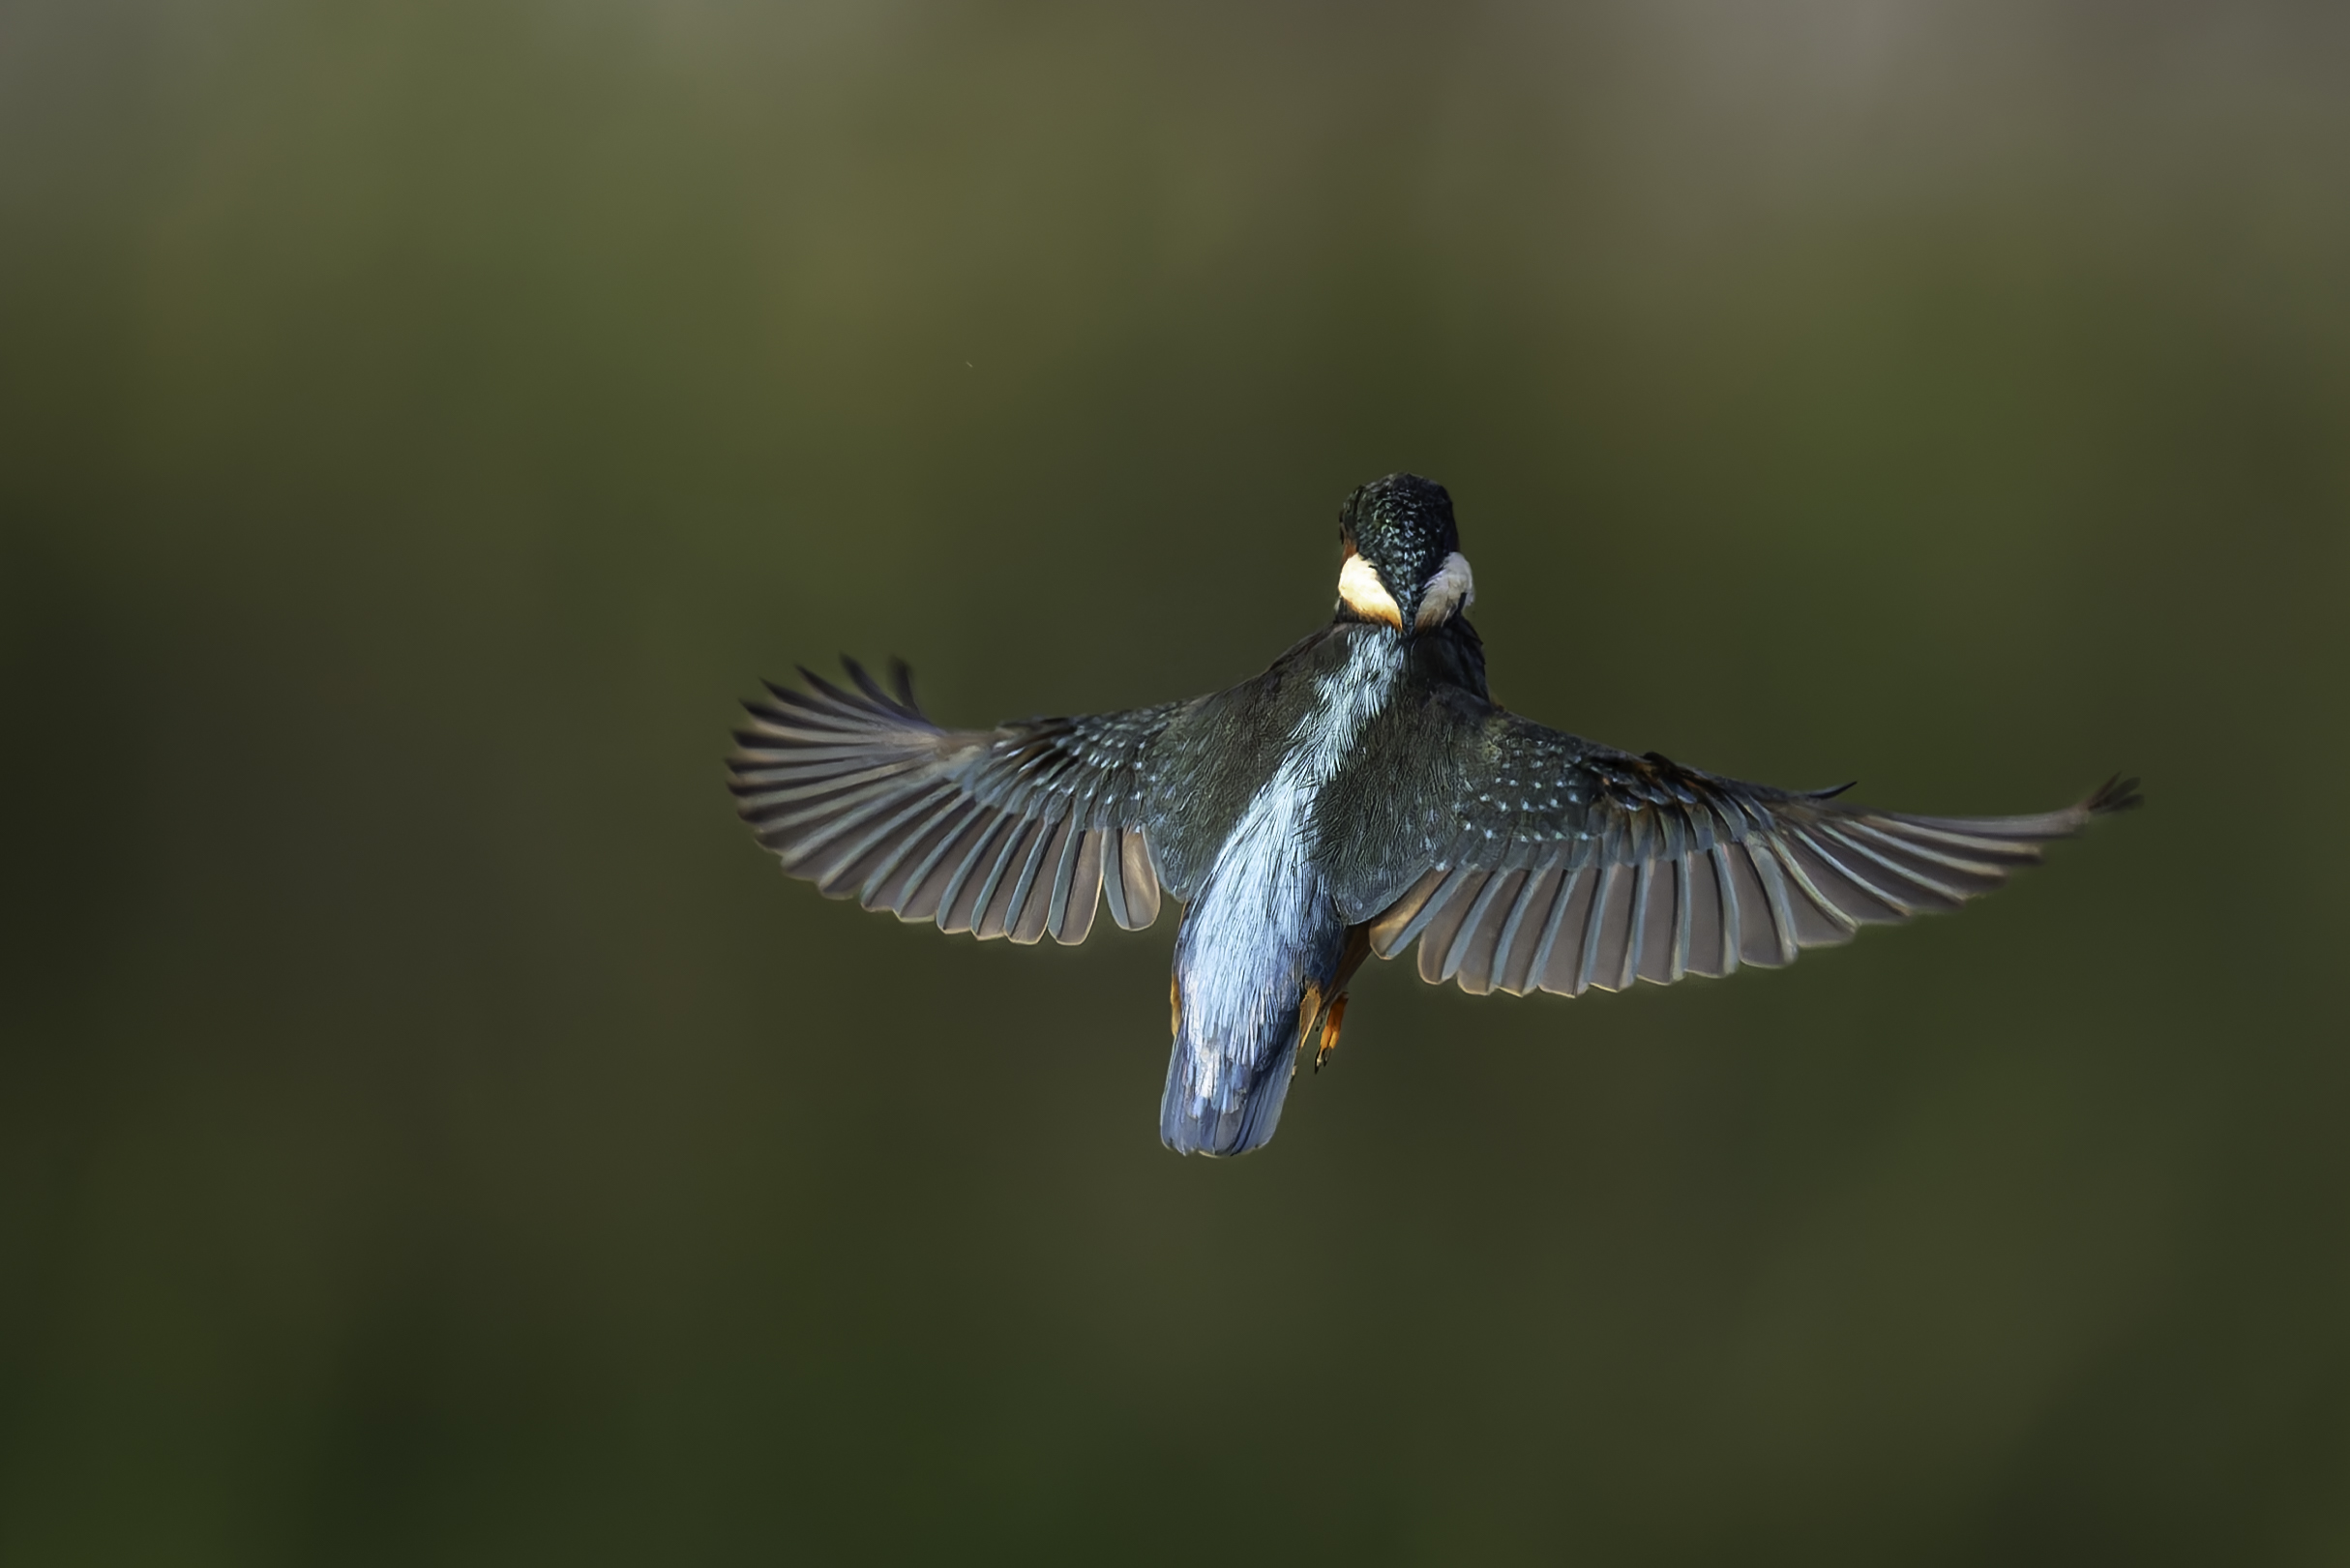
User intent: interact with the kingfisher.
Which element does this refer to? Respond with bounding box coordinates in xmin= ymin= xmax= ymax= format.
xmin=731 ymin=474 xmax=2137 ymax=1157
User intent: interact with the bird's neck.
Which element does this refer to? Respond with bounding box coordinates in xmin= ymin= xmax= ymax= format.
xmin=1379 ymin=616 xmax=1486 ymax=702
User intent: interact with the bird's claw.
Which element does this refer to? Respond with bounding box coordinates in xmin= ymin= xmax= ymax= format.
xmin=1313 ymin=993 xmax=1349 ymax=1072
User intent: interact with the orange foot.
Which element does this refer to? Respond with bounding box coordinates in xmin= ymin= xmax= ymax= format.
xmin=1314 ymin=993 xmax=1349 ymax=1072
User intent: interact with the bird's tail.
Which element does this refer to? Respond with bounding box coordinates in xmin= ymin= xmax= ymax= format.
xmin=1159 ymin=1010 xmax=1302 ymax=1158
xmin=1158 ymin=890 xmax=1349 ymax=1158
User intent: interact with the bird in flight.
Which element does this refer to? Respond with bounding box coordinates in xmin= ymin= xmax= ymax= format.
xmin=731 ymin=474 xmax=2136 ymax=1157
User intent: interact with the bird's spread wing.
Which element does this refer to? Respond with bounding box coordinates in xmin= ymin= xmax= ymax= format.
xmin=730 ymin=660 xmax=1175 ymax=944
xmin=1370 ymin=710 xmax=2139 ymax=996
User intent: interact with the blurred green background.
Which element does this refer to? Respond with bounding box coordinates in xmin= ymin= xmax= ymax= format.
xmin=4 ymin=1 xmax=2346 ymax=1562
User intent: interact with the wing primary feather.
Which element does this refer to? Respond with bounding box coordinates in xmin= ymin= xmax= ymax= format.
xmin=1532 ymin=867 xmax=1595 ymax=994
xmin=1872 ymin=817 xmax=2054 ymax=859
xmin=1038 ymin=773 xmax=1103 ymax=932
xmin=887 ymin=659 xmax=920 ymax=713
xmin=1592 ymin=859 xmax=1639 ymax=993
xmin=974 ymin=818 xmax=1050 ymax=940
xmin=753 ymin=687 xmax=871 ymax=733
xmin=736 ymin=696 xmax=863 ymax=733
xmin=730 ymin=733 xmax=918 ymax=766
xmin=1754 ymin=835 xmax=1850 ymax=948
xmin=729 ymin=736 xmax=915 ymax=766
xmin=789 ymin=774 xmax=947 ymax=873
xmin=1809 ymin=822 xmax=1971 ymax=906
xmin=1575 ymin=863 xmax=1621 ymax=995
xmin=786 ymin=669 xmax=889 ymax=726
xmin=1417 ymin=873 xmax=1493 ymax=985
xmin=1368 ymin=870 xmax=1448 ymax=959
xmin=1011 ymin=816 xmax=1070 ymax=944
xmin=1767 ymin=834 xmax=1865 ymax=936
xmin=1636 ymin=855 xmax=1680 ymax=984
xmin=1782 ymin=829 xmax=1911 ymax=922
xmin=1669 ymin=853 xmax=1692 ymax=981
xmin=1384 ymin=866 xmax=1479 ymax=958
xmin=972 ymin=819 xmax=1038 ymax=940
xmin=1490 ymin=866 xmax=1557 ymax=995
xmin=861 ymin=789 xmax=969 ymax=910
xmin=1840 ymin=819 xmax=2012 ymax=881
xmin=1101 ymin=830 xmax=1135 ymax=930
xmin=734 ymin=758 xmax=922 ymax=824
xmin=937 ymin=813 xmax=1013 ymax=934
xmin=730 ymin=766 xmax=919 ymax=805
xmin=1442 ymin=871 xmax=1516 ymax=990
xmin=1708 ymin=843 xmax=1743 ymax=976
xmin=806 ymin=781 xmax=958 ymax=895
xmin=842 ymin=658 xmax=903 ymax=714
xmin=1735 ymin=843 xmax=1797 ymax=965
xmin=745 ymin=766 xmax=929 ymax=843
xmin=1054 ymin=830 xmax=1106 ymax=944
xmin=1008 ymin=817 xmax=1071 ymax=945
xmin=898 ymin=804 xmax=984 ymax=922
xmin=1117 ymin=831 xmax=1162 ymax=930
xmin=1890 ymin=778 xmax=2136 ymax=839
xmin=1680 ymin=846 xmax=1725 ymax=978
xmin=796 ymin=665 xmax=881 ymax=717
xmin=1043 ymin=809 xmax=1088 ymax=940
xmin=1621 ymin=858 xmax=1656 ymax=990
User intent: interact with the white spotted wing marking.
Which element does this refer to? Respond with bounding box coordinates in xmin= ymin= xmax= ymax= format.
xmin=1371 ymin=712 xmax=2138 ymax=999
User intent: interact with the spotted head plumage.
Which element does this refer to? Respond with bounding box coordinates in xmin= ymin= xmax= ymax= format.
xmin=1335 ymin=472 xmax=1475 ymax=632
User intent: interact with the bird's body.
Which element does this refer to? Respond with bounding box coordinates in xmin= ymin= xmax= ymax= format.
xmin=731 ymin=476 xmax=2135 ymax=1156
xmin=1156 ymin=624 xmax=1410 ymax=1153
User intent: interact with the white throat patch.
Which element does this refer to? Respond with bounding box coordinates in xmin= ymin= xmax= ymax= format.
xmin=1336 ymin=553 xmax=1402 ymax=628
xmin=1416 ymin=550 xmax=1474 ymax=629
xmin=1337 ymin=549 xmax=1475 ymax=630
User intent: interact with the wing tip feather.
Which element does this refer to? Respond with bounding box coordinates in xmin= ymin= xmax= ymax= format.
xmin=2086 ymin=773 xmax=2143 ymax=816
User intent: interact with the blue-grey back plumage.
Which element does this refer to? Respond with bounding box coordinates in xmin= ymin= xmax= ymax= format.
xmin=729 ymin=474 xmax=2139 ymax=1157
xmin=1155 ymin=630 xmax=1406 ymax=1154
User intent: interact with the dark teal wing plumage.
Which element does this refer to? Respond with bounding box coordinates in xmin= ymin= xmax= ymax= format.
xmin=730 ymin=660 xmax=1175 ymax=944
xmin=1371 ymin=709 xmax=2139 ymax=996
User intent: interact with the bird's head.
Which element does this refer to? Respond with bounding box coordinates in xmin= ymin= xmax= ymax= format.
xmin=1334 ymin=473 xmax=1474 ymax=634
